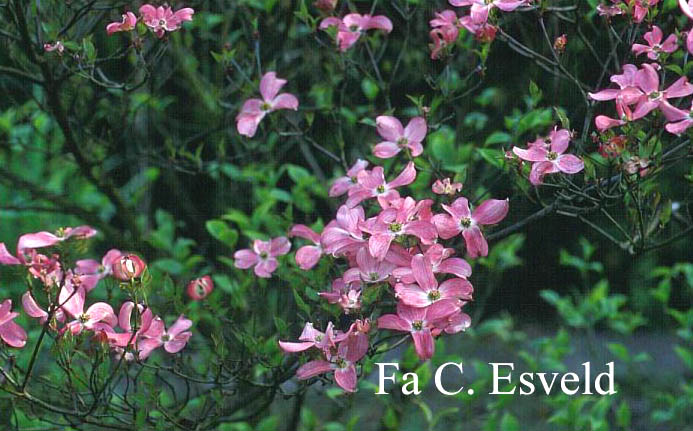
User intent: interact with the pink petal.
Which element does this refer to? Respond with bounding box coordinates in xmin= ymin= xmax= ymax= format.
xmin=118 ymin=301 xmax=135 ymax=331
xmin=0 ymin=320 xmax=27 ymax=348
xmin=86 ymin=302 xmax=117 ymax=327
xmin=387 ymin=162 xmax=416 ymax=188
xmin=635 ymin=64 xmax=659 ymax=94
xmin=368 ymin=234 xmax=393 ymax=261
xmin=438 ymin=278 xmax=474 ymax=301
xmin=424 ymin=299 xmax=459 ymax=322
xmin=556 ymin=154 xmax=584 ymax=174
xmin=296 ymin=360 xmax=333 ymax=379
xmin=17 ymin=231 xmax=61 ymax=255
xmin=403 ymin=117 xmax=427 ymax=143
xmin=437 ymin=257 xmax=472 ymax=278
xmin=22 ymin=292 xmax=48 ymax=321
xmin=168 ymin=315 xmax=193 ymax=337
xmin=431 ymin=214 xmax=462 ymax=240
xmin=377 ymin=314 xmax=410 ymax=332
xmin=295 ymin=245 xmax=321 ymax=270
xmin=278 ymin=341 xmax=315 ymax=353
xmin=665 ymin=77 xmax=693 ymax=99
xmin=462 ymin=225 xmax=488 ymax=258
xmin=329 ymin=177 xmax=353 ymax=197
xmin=549 ymin=128 xmax=571 ymax=154
xmin=363 ymin=15 xmax=393 ymax=33
xmin=528 ymin=161 xmax=558 ymax=185
xmin=334 ymin=364 xmax=357 ymax=392
xmin=512 ymin=146 xmax=548 ymax=162
xmin=270 ymin=237 xmax=291 ymax=256
xmin=644 ymin=26 xmax=663 ymax=46
xmin=395 ymin=284 xmax=432 ymax=307
xmin=411 ymin=329 xmax=434 ymax=360
xmin=236 ymin=113 xmax=265 ymax=138
xmin=376 ymin=116 xmax=404 ymax=141
xmin=259 ymin=72 xmax=286 ymax=102
xmin=659 ymin=101 xmax=690 ymax=122
xmin=233 ymin=249 xmax=259 ymax=269
xmin=271 ymin=93 xmax=299 ymax=110
xmin=665 ymin=119 xmax=693 ymax=135
xmin=411 ymin=254 xmax=437 ymax=291
xmin=588 ymin=89 xmax=620 ymax=101
xmin=0 ymin=243 xmax=20 ymax=265
xmin=681 ymin=0 xmax=693 ymax=19
xmin=164 ymin=332 xmax=191 ymax=353
xmin=472 ymin=199 xmax=509 ymax=225
xmin=254 ymin=258 xmax=278 ymax=278
xmin=373 ymin=141 xmax=401 ymax=159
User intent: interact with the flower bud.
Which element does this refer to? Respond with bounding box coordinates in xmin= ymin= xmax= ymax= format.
xmin=313 ymin=0 xmax=337 ymax=12
xmin=186 ymin=275 xmax=214 ymax=300
xmin=112 ymin=254 xmax=146 ymax=281
xmin=553 ymin=34 xmax=567 ymax=54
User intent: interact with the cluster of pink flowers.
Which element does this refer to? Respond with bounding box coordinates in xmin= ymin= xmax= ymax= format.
xmin=511 ymin=127 xmax=584 ymax=185
xmin=228 ymin=107 xmax=510 ymax=390
xmin=590 ymin=61 xmax=693 ymax=135
xmin=596 ymin=0 xmax=660 ymax=22
xmin=0 ymin=227 xmax=193 ymax=360
xmin=319 ymin=13 xmax=393 ymax=52
xmin=428 ymin=0 xmax=527 ymax=57
xmin=106 ymin=4 xmax=194 ymax=38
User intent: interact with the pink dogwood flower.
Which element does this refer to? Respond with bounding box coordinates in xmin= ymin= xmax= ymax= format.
xmin=60 ymin=286 xmax=117 ymax=335
xmin=100 ymin=302 xmax=156 ymax=350
xmin=394 ymin=253 xmax=473 ymax=308
xmin=343 ymin=247 xmax=396 ymax=284
xmin=393 ymin=243 xmax=472 ymax=283
xmin=512 ymin=128 xmax=584 ymax=185
xmin=449 ymin=0 xmax=527 ymax=24
xmin=631 ymin=26 xmax=677 ymax=60
xmin=433 ymin=197 xmax=509 ymax=257
xmin=279 ymin=321 xmax=343 ymax=353
xmin=321 ymin=205 xmax=367 ymax=256
xmin=0 ymin=225 xmax=97 ymax=265
xmin=682 ymin=0 xmax=693 ymax=18
xmin=359 ymin=197 xmax=438 ymax=260
xmin=429 ymin=10 xmax=461 ymax=59
xmin=597 ymin=3 xmax=623 ymax=17
xmin=186 ymin=276 xmax=214 ymax=300
xmin=432 ymin=178 xmax=463 ymax=195
xmin=346 ymin=162 xmax=417 ymax=208
xmin=233 ymin=237 xmax=291 ymax=278
xmin=236 ymin=72 xmax=299 ymax=138
xmin=372 ymin=116 xmax=427 ymax=159
xmin=319 ymin=278 xmax=363 ymax=313
xmin=295 ymin=340 xmax=362 ymax=392
xmin=139 ymin=4 xmax=194 ymax=38
xmin=377 ymin=300 xmax=459 ymax=360
xmin=43 ymin=41 xmax=64 ymax=54
xmin=106 ymin=12 xmax=138 ymax=35
xmin=289 ymin=225 xmax=323 ymax=270
xmin=0 ymin=300 xmax=27 ymax=348
xmin=329 ymin=159 xmax=369 ymax=197
xmin=319 ymin=14 xmax=393 ymax=52
xmin=112 ymin=254 xmax=147 ymax=281
xmin=138 ymin=315 xmax=193 ymax=359
xmin=75 ymin=249 xmax=123 ymax=286
xmin=630 ymin=64 xmax=693 ymax=120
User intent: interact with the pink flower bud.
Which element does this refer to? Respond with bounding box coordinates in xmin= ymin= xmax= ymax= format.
xmin=313 ymin=0 xmax=337 ymax=12
xmin=186 ymin=276 xmax=214 ymax=300
xmin=112 ymin=254 xmax=146 ymax=281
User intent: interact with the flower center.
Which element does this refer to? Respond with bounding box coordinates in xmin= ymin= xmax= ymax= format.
xmin=336 ymin=357 xmax=347 ymax=368
xmin=161 ymin=334 xmax=171 ymax=342
xmin=412 ymin=320 xmax=424 ymax=331
xmin=547 ymin=151 xmax=558 ymax=161
xmin=376 ymin=185 xmax=386 ymax=194
xmin=397 ymin=137 xmax=408 ymax=148
xmin=259 ymin=251 xmax=269 ymax=259
xmin=158 ymin=19 xmax=167 ymax=27
xmin=350 ymin=176 xmax=358 ymax=183
xmin=369 ymin=272 xmax=380 ymax=281
xmin=315 ymin=334 xmax=323 ymax=342
xmin=388 ymin=222 xmax=402 ymax=233
xmin=460 ymin=218 xmax=471 ymax=228
xmin=428 ymin=290 xmax=441 ymax=301
xmin=348 ymin=25 xmax=359 ymax=32
xmin=650 ymin=91 xmax=661 ymax=100
xmin=196 ymin=285 xmax=206 ymax=296
xmin=79 ymin=314 xmax=90 ymax=324
xmin=261 ymin=102 xmax=272 ymax=111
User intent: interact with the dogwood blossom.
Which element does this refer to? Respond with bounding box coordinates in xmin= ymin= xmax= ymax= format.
xmin=233 ymin=237 xmax=291 ymax=278
xmin=236 ymin=72 xmax=299 ymax=138
xmin=139 ymin=4 xmax=194 ymax=38
xmin=319 ymin=14 xmax=393 ymax=52
xmin=106 ymin=12 xmax=137 ymax=35
xmin=372 ymin=116 xmax=427 ymax=159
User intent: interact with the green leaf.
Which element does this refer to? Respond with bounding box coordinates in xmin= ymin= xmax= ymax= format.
xmin=484 ymin=131 xmax=512 ymax=147
xmin=477 ymin=148 xmax=503 ymax=169
xmin=500 ymin=412 xmax=520 ymax=431
xmin=206 ymin=220 xmax=239 ymax=248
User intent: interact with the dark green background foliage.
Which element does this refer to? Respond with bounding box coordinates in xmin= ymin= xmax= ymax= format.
xmin=0 ymin=0 xmax=692 ymax=429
